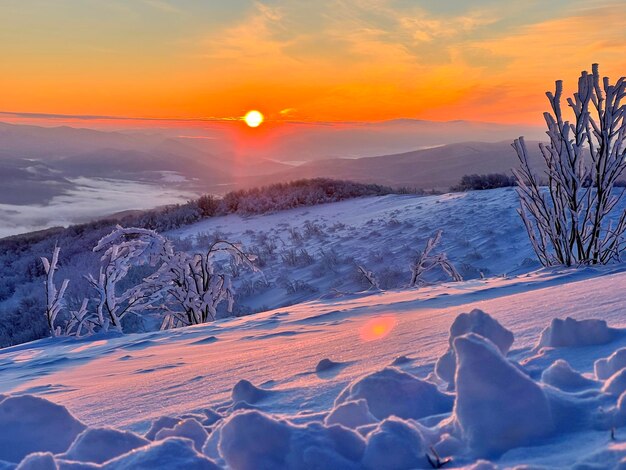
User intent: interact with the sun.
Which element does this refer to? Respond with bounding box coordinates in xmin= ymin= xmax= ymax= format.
xmin=244 ymin=110 xmax=264 ymax=128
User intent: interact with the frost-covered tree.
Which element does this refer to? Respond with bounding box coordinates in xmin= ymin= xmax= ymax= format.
xmin=409 ymin=231 xmax=462 ymax=287
xmin=158 ymin=241 xmax=257 ymax=329
xmin=513 ymin=64 xmax=626 ymax=266
xmin=39 ymin=226 xmax=258 ymax=337
xmin=87 ymin=226 xmax=172 ymax=332
xmin=41 ymin=246 xmax=69 ymax=336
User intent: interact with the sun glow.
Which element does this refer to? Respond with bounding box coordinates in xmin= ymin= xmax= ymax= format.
xmin=244 ymin=110 xmax=264 ymax=128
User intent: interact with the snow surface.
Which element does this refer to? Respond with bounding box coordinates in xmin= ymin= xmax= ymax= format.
xmin=4 ymin=189 xmax=626 ymax=468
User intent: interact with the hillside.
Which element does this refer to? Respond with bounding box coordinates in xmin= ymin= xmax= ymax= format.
xmin=259 ymin=141 xmax=545 ymax=190
xmin=3 ymin=189 xmax=626 ymax=467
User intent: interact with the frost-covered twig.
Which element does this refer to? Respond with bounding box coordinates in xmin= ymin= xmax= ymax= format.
xmin=41 ymin=246 xmax=69 ymax=336
xmin=409 ymin=231 xmax=462 ymax=287
xmin=356 ymin=264 xmax=380 ymax=290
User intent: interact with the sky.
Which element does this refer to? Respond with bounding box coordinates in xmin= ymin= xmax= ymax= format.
xmin=1 ymin=0 xmax=625 ymax=127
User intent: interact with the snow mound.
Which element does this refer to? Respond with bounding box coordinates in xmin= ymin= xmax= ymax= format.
xmin=62 ymin=427 xmax=148 ymax=464
xmin=0 ymin=395 xmax=86 ymax=463
xmin=324 ymin=399 xmax=377 ymax=429
xmin=201 ymin=408 xmax=222 ymax=427
xmin=541 ymin=359 xmax=597 ymax=392
xmin=362 ymin=417 xmax=426 ymax=470
xmin=231 ymin=379 xmax=271 ymax=404
xmin=435 ymin=309 xmax=513 ymax=386
xmin=596 ymin=348 xmax=626 ymax=380
xmin=15 ymin=453 xmax=56 ymax=470
xmin=315 ymin=358 xmax=342 ymax=373
xmin=335 ymin=367 xmax=453 ymax=420
xmin=103 ymin=437 xmax=219 ymax=469
xmin=144 ymin=416 xmax=179 ymax=440
xmin=603 ymin=368 xmax=626 ymax=396
xmin=537 ymin=317 xmax=617 ymax=348
xmin=155 ymin=418 xmax=208 ymax=451
xmin=390 ymin=355 xmax=412 ymax=366
xmin=218 ymin=409 xmax=365 ymax=470
xmin=454 ymin=333 xmax=555 ymax=457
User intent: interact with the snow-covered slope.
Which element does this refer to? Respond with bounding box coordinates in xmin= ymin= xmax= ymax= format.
xmin=4 ymin=189 xmax=626 ymax=468
xmin=169 ymin=188 xmax=538 ymax=316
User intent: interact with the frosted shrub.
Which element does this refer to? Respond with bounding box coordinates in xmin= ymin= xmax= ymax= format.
xmin=409 ymin=230 xmax=462 ymax=287
xmin=514 ymin=65 xmax=626 ymax=266
xmin=39 ymin=226 xmax=257 ymax=336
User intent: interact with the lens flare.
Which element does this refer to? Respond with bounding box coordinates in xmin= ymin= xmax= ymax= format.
xmin=360 ymin=316 xmax=397 ymax=342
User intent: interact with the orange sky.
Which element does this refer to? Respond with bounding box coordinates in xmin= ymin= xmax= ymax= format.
xmin=1 ymin=1 xmax=625 ymax=127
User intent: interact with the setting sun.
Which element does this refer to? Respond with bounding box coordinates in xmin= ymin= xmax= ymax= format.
xmin=244 ymin=110 xmax=264 ymax=128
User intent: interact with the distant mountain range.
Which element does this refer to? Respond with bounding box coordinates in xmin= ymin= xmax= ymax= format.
xmin=0 ymin=119 xmax=546 ymax=236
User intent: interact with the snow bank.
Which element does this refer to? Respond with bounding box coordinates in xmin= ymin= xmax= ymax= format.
xmin=435 ymin=309 xmax=513 ymax=386
xmin=596 ymin=348 xmax=626 ymax=380
xmin=537 ymin=317 xmax=617 ymax=348
xmin=362 ymin=417 xmax=426 ymax=470
xmin=541 ymin=359 xmax=597 ymax=392
xmin=154 ymin=418 xmax=208 ymax=451
xmin=62 ymin=427 xmax=149 ymax=464
xmin=0 ymin=395 xmax=86 ymax=463
xmin=335 ymin=367 xmax=453 ymax=420
xmin=103 ymin=437 xmax=219 ymax=469
xmin=324 ymin=399 xmax=377 ymax=429
xmin=218 ymin=409 xmax=365 ymax=469
xmin=454 ymin=333 xmax=554 ymax=457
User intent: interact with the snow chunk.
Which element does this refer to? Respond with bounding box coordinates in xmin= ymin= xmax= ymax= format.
xmin=62 ymin=427 xmax=149 ymax=464
xmin=0 ymin=395 xmax=86 ymax=463
xmin=231 ymin=379 xmax=271 ymax=404
xmin=104 ymin=437 xmax=219 ymax=469
xmin=541 ymin=359 xmax=597 ymax=392
xmin=435 ymin=309 xmax=513 ymax=386
xmin=454 ymin=333 xmax=554 ymax=457
xmin=155 ymin=418 xmax=208 ymax=451
xmin=362 ymin=417 xmax=426 ymax=470
xmin=603 ymin=368 xmax=626 ymax=396
xmin=595 ymin=348 xmax=626 ymax=380
xmin=218 ymin=410 xmax=365 ymax=469
xmin=144 ymin=416 xmax=179 ymax=440
xmin=537 ymin=317 xmax=617 ymax=348
xmin=15 ymin=453 xmax=56 ymax=470
xmin=325 ymin=399 xmax=377 ymax=429
xmin=316 ymin=358 xmax=341 ymax=373
xmin=335 ymin=367 xmax=453 ymax=420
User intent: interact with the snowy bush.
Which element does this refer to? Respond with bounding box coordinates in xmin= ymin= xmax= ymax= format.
xmin=513 ymin=64 xmax=626 ymax=266
xmin=36 ymin=226 xmax=257 ymax=336
xmin=409 ymin=230 xmax=462 ymax=287
xmin=451 ymin=173 xmax=516 ymax=192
